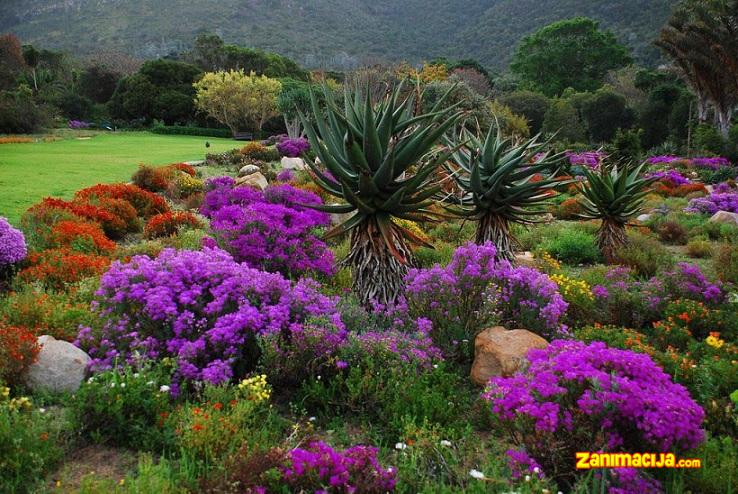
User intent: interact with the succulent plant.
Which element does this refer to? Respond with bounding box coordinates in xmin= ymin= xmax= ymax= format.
xmin=299 ymin=83 xmax=462 ymax=306
xmin=578 ymin=161 xmax=657 ymax=263
xmin=444 ymin=127 xmax=565 ymax=261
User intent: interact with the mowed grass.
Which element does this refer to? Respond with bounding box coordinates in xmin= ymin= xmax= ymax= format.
xmin=0 ymin=131 xmax=240 ymax=225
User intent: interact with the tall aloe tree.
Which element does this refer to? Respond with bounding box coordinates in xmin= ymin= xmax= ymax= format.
xmin=444 ymin=127 xmax=565 ymax=261
xmin=300 ymin=84 xmax=462 ymax=306
xmin=578 ymin=162 xmax=657 ymax=264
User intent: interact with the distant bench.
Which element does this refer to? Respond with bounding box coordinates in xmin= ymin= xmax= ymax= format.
xmin=233 ymin=132 xmax=254 ymax=141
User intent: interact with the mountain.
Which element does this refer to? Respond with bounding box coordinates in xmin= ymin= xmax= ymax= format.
xmin=0 ymin=0 xmax=678 ymax=70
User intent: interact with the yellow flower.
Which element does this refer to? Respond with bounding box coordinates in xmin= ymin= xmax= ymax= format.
xmin=237 ymin=374 xmax=271 ymax=403
xmin=535 ymin=251 xmax=561 ymax=272
xmin=550 ymin=274 xmax=593 ymax=301
xmin=706 ymin=335 xmax=725 ymax=349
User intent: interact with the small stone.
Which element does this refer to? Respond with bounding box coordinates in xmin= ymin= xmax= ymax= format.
xmin=24 ymin=335 xmax=90 ymax=393
xmin=636 ymin=214 xmax=651 ymax=222
xmin=235 ymin=172 xmax=268 ymax=190
xmin=470 ymin=326 xmax=548 ymax=386
xmin=281 ymin=156 xmax=307 ymax=171
xmin=238 ymin=164 xmax=261 ymax=177
xmin=708 ymin=210 xmax=738 ymax=226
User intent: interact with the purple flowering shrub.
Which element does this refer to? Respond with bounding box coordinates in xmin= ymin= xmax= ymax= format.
xmin=276 ymin=137 xmax=310 ymax=158
xmin=279 ymin=441 xmax=396 ymax=493
xmin=485 ymin=340 xmax=705 ymax=486
xmin=0 ymin=217 xmax=27 ymax=267
xmin=566 ymin=151 xmax=606 ymax=169
xmin=76 ymin=248 xmax=340 ymax=390
xmin=648 ymin=155 xmax=731 ymax=170
xmin=404 ymin=242 xmax=568 ymax=358
xmin=201 ymin=177 xmax=334 ymax=277
xmin=68 ymin=120 xmax=91 ymax=129
xmin=685 ymin=190 xmax=738 ymax=214
xmin=646 ymin=169 xmax=691 ymax=186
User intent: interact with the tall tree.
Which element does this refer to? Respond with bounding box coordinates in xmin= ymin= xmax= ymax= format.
xmin=510 ymin=17 xmax=632 ymax=97
xmin=0 ymin=34 xmax=27 ymax=91
xmin=657 ymin=0 xmax=738 ymax=137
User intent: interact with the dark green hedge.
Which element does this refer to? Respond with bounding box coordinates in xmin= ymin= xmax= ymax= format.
xmin=150 ymin=125 xmax=232 ymax=138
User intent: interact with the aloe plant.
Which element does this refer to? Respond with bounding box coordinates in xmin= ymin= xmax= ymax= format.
xmin=578 ymin=161 xmax=657 ymax=263
xmin=300 ymin=83 xmax=462 ymax=306
xmin=444 ymin=128 xmax=565 ymax=261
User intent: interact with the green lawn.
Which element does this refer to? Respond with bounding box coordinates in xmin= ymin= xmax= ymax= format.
xmin=0 ymin=131 xmax=240 ymax=225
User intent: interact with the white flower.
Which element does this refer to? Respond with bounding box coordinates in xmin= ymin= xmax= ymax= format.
xmin=308 ymin=416 xmax=316 ymax=422
xmin=39 ymin=408 xmax=46 ymax=414
xmin=469 ymin=469 xmax=485 ymax=480
xmin=87 ymin=377 xmax=95 ymax=383
xmin=394 ymin=442 xmax=408 ymax=450
xmin=110 ymin=382 xmax=116 ymax=388
xmin=120 ymin=382 xmax=126 ymax=388
xmin=433 ymin=364 xmax=439 ymax=369
xmin=133 ymin=373 xmax=140 ymax=378
xmin=387 ymin=467 xmax=394 ymax=473
xmin=146 ymin=381 xmax=155 ymax=386
xmin=524 ymin=474 xmax=531 ymax=482
xmin=440 ymin=440 xmax=452 ymax=447
xmin=159 ymin=385 xmax=170 ymax=393
xmin=533 ymin=466 xmax=540 ymax=474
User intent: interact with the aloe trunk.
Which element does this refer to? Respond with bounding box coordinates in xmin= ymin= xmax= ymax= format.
xmin=476 ymin=214 xmax=515 ymax=262
xmin=597 ymin=219 xmax=628 ymax=264
xmin=346 ymin=218 xmax=415 ymax=307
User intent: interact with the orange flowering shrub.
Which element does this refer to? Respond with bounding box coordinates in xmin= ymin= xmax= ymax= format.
xmin=0 ymin=136 xmax=33 ymax=144
xmin=554 ymin=197 xmax=582 ymax=220
xmin=51 ymin=221 xmax=116 ymax=255
xmin=144 ymin=211 xmax=200 ymax=239
xmin=133 ymin=163 xmax=198 ymax=193
xmin=0 ymin=289 xmax=94 ymax=342
xmin=75 ymin=183 xmax=169 ymax=218
xmin=0 ymin=324 xmax=39 ymax=386
xmin=95 ymin=197 xmax=140 ymax=238
xmin=19 ymin=248 xmax=111 ymax=289
xmin=653 ymin=183 xmax=707 ymax=198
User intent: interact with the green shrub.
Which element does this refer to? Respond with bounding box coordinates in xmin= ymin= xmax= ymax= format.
xmin=0 ymin=388 xmax=63 ymax=494
xmin=151 ymin=124 xmax=232 ymax=138
xmin=414 ymin=243 xmax=455 ymax=268
xmin=541 ymin=228 xmax=601 ymax=265
xmin=74 ymin=454 xmax=186 ymax=494
xmin=68 ymin=364 xmax=174 ymax=451
xmin=614 ymin=231 xmax=674 ymax=278
xmin=686 ymin=239 xmax=713 ymax=259
xmin=682 ymin=436 xmax=738 ymax=494
xmin=715 ymin=243 xmax=738 ymax=283
xmin=300 ymin=358 xmax=471 ymax=441
xmin=0 ymin=86 xmax=51 ymax=134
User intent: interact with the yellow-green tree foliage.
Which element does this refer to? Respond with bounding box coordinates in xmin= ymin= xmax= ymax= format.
xmin=194 ymin=70 xmax=282 ymax=134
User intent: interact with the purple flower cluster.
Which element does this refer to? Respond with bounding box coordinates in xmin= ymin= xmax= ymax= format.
xmin=484 ymin=340 xmax=705 ymax=482
xmin=281 ymin=441 xmax=396 ymax=493
xmin=76 ymin=248 xmax=341 ymax=388
xmin=405 ymin=242 xmax=568 ymax=341
xmin=685 ymin=191 xmax=738 ymax=214
xmin=646 ymin=169 xmax=691 ymax=186
xmin=0 ymin=217 xmax=27 ymax=266
xmin=276 ymin=169 xmax=296 ymax=182
xmin=608 ymin=468 xmax=662 ymax=494
xmin=647 ymin=155 xmax=731 ymax=169
xmin=566 ymin=151 xmax=606 ymax=169
xmin=68 ymin=120 xmax=91 ymax=129
xmin=659 ymin=262 xmax=726 ymax=305
xmin=352 ymin=328 xmax=443 ymax=369
xmin=202 ymin=178 xmax=334 ymax=277
xmin=276 ymin=137 xmax=310 ymax=158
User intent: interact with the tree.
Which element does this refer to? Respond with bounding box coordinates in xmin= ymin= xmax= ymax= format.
xmin=542 ymin=99 xmax=586 ymax=143
xmin=194 ymin=70 xmax=282 ymax=135
xmin=510 ymin=17 xmax=632 ymax=97
xmin=500 ymin=90 xmax=551 ymax=134
xmin=577 ymin=89 xmax=634 ymax=143
xmin=22 ymin=44 xmax=40 ymax=91
xmin=657 ymin=0 xmax=738 ymax=138
xmin=276 ymin=78 xmax=312 ymax=137
xmin=444 ymin=129 xmax=565 ymax=261
xmin=79 ymin=65 xmax=122 ymax=104
xmin=301 ymin=84 xmax=462 ymax=307
xmin=0 ymin=34 xmax=27 ymax=91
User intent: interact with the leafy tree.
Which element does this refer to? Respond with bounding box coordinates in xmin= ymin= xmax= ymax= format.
xmin=79 ymin=65 xmax=123 ymax=104
xmin=22 ymin=44 xmax=40 ymax=91
xmin=0 ymin=85 xmax=49 ymax=133
xmin=500 ymin=90 xmax=551 ymax=134
xmin=449 ymin=67 xmax=491 ymax=96
xmin=276 ymin=78 xmax=313 ymax=137
xmin=0 ymin=34 xmax=27 ymax=91
xmin=542 ymin=98 xmax=586 ymax=143
xmin=194 ymin=70 xmax=282 ymax=135
xmin=510 ymin=17 xmax=632 ymax=97
xmin=577 ymin=88 xmax=634 ymax=143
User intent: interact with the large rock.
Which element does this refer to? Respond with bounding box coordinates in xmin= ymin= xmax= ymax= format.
xmin=281 ymin=156 xmax=307 ymax=171
xmin=470 ymin=327 xmax=548 ymax=386
xmin=709 ymin=210 xmax=738 ymax=226
xmin=25 ymin=335 xmax=90 ymax=393
xmin=235 ymin=172 xmax=268 ymax=191
xmin=238 ymin=164 xmax=261 ymax=177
